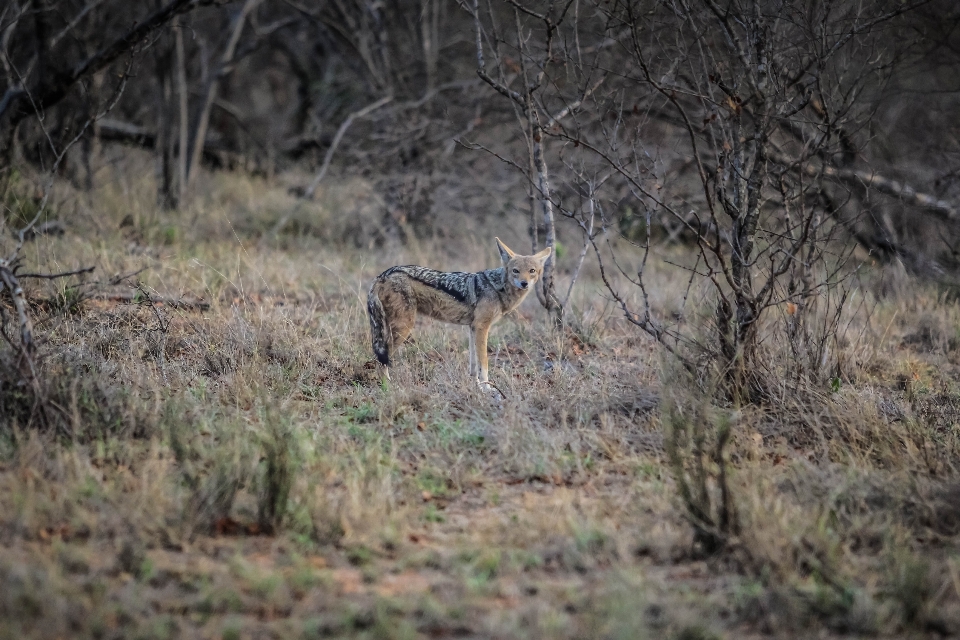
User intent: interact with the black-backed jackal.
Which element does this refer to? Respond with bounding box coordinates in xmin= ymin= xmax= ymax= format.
xmin=367 ymin=238 xmax=552 ymax=384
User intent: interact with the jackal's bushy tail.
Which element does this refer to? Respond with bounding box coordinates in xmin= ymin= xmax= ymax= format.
xmin=367 ymin=283 xmax=390 ymax=365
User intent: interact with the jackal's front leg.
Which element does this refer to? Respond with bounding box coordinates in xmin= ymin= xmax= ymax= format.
xmin=473 ymin=324 xmax=490 ymax=384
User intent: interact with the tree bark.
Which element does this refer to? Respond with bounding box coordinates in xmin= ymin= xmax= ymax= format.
xmin=175 ymin=16 xmax=189 ymax=207
xmin=155 ymin=35 xmax=176 ymax=209
xmin=532 ymin=125 xmax=559 ymax=320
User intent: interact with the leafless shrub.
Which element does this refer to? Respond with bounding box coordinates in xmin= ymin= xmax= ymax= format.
xmin=465 ymin=0 xmax=956 ymax=404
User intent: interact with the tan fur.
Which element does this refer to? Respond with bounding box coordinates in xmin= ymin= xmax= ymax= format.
xmin=367 ymin=238 xmax=551 ymax=384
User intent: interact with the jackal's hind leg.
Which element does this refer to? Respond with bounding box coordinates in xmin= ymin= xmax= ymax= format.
xmin=468 ymin=328 xmax=477 ymax=379
xmin=389 ymin=307 xmax=415 ymax=347
xmin=380 ymin=287 xmax=416 ymax=349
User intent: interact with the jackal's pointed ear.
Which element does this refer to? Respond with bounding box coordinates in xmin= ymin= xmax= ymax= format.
xmin=496 ymin=237 xmax=516 ymax=264
xmin=534 ymin=245 xmax=552 ymax=267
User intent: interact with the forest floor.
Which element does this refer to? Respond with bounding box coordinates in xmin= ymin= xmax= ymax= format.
xmin=2 ymin=166 xmax=960 ymax=639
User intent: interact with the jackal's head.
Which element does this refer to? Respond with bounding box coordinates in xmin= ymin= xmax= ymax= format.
xmin=496 ymin=238 xmax=552 ymax=292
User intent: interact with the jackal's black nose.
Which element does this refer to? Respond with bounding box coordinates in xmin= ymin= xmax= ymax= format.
xmin=520 ymin=281 xmax=529 ymax=289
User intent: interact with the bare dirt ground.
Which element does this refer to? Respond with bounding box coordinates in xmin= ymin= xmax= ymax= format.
xmin=2 ymin=168 xmax=959 ymax=639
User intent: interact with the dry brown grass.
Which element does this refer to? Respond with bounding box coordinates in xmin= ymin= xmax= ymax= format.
xmin=1 ymin=155 xmax=959 ymax=639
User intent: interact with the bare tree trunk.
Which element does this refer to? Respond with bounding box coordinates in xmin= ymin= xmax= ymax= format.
xmin=532 ymin=125 xmax=559 ymax=321
xmin=184 ymin=0 xmax=261 ymax=195
xmin=420 ymin=0 xmax=439 ymax=93
xmin=0 ymin=264 xmax=35 ymax=360
xmin=81 ymin=98 xmax=95 ymax=192
xmin=175 ymin=16 xmax=189 ymax=207
xmin=525 ymin=118 xmax=545 ymax=306
xmin=563 ymin=189 xmax=596 ymax=308
xmin=155 ymin=38 xmax=176 ymax=209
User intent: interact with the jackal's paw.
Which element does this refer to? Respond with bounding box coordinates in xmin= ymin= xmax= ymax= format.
xmin=477 ymin=380 xmax=505 ymax=400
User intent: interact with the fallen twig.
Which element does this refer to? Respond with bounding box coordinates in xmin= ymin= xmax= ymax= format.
xmin=20 ymin=220 xmax=66 ymax=241
xmin=90 ymin=291 xmax=210 ymax=310
xmin=17 ymin=265 xmax=95 ymax=280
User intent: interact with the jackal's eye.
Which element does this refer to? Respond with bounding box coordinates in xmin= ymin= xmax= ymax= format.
xmin=512 ymin=268 xmax=519 ymax=274
xmin=529 ymin=269 xmax=535 ymax=274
